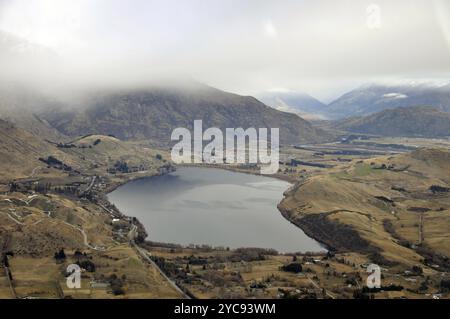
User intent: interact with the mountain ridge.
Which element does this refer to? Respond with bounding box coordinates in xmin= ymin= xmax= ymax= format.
xmin=37 ymin=84 xmax=331 ymax=145
xmin=326 ymin=83 xmax=450 ymax=119
xmin=333 ymin=105 xmax=450 ymax=137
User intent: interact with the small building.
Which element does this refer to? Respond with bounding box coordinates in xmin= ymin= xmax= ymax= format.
xmin=90 ymin=281 xmax=110 ymax=289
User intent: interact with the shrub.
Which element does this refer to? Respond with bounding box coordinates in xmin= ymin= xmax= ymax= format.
xmin=412 ymin=265 xmax=423 ymax=276
xmin=281 ymin=263 xmax=302 ymax=273
xmin=440 ymin=280 xmax=450 ymax=292
xmin=109 ymin=275 xmax=125 ymax=295
xmin=77 ymin=260 xmax=96 ymax=272
xmin=54 ymin=249 xmax=66 ymax=262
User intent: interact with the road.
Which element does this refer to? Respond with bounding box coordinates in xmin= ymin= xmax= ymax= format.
xmin=307 ymin=276 xmax=336 ymax=299
xmin=98 ymin=202 xmax=120 ymax=217
xmin=79 ymin=176 xmax=97 ymax=197
xmin=2 ymin=207 xmax=104 ymax=251
xmin=128 ymin=225 xmax=190 ymax=299
xmin=30 ymin=166 xmax=42 ymax=177
xmin=60 ymin=220 xmax=105 ymax=251
xmin=418 ymin=213 xmax=424 ymax=245
xmin=5 ymin=212 xmax=24 ymax=225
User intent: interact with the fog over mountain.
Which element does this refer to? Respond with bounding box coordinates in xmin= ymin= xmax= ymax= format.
xmin=36 ymin=84 xmax=330 ymax=145
xmin=0 ymin=0 xmax=449 ymax=142
xmin=0 ymin=0 xmax=449 ymax=100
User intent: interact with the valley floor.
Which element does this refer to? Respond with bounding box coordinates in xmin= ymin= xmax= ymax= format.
xmin=1 ymin=135 xmax=450 ymax=299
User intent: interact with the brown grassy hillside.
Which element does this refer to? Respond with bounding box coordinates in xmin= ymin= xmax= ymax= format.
xmin=279 ymin=148 xmax=450 ymax=268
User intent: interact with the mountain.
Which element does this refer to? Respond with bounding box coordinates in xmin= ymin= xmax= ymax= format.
xmin=0 ymin=86 xmax=67 ymax=141
xmin=333 ymin=106 xmax=450 ymax=137
xmin=257 ymin=91 xmax=327 ymax=120
xmin=39 ymin=84 xmax=330 ymax=145
xmin=327 ymin=83 xmax=450 ymax=119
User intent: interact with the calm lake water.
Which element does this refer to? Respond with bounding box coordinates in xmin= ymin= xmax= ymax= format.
xmin=108 ymin=167 xmax=324 ymax=253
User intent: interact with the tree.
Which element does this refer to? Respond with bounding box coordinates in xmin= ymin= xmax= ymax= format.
xmin=73 ymin=250 xmax=83 ymax=260
xmin=109 ymin=274 xmax=125 ymax=295
xmin=114 ymin=160 xmax=129 ymax=173
xmin=9 ymin=182 xmax=18 ymax=192
xmin=440 ymin=279 xmax=450 ymax=292
xmin=419 ymin=281 xmax=428 ymax=291
xmin=281 ymin=263 xmax=302 ymax=273
xmin=430 ymin=185 xmax=449 ymax=194
xmin=353 ymin=289 xmax=370 ymax=299
xmin=77 ymin=260 xmax=96 ymax=272
xmin=54 ymin=248 xmax=66 ymax=262
xmin=412 ymin=265 xmax=423 ymax=276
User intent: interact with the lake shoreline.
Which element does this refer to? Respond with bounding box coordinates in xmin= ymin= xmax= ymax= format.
xmin=107 ymin=166 xmax=324 ymax=253
xmin=179 ymin=163 xmax=299 ymax=183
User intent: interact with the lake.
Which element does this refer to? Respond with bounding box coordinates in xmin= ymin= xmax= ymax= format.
xmin=108 ymin=167 xmax=324 ymax=253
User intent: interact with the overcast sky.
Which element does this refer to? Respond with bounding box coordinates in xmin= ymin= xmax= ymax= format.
xmin=0 ymin=0 xmax=449 ymax=101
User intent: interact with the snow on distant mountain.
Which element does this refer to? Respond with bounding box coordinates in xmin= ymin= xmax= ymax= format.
xmin=326 ymin=82 xmax=450 ymax=119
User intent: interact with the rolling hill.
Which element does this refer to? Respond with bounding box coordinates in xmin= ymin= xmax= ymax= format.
xmin=279 ymin=148 xmax=450 ymax=266
xmin=0 ymin=118 xmax=162 ymax=182
xmin=0 ymin=118 xmax=57 ymax=181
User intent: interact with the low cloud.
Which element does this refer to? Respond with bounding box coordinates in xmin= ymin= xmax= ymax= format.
xmin=0 ymin=0 xmax=449 ymax=100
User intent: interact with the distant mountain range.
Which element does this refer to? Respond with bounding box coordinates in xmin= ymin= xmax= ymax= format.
xmin=326 ymin=83 xmax=450 ymax=119
xmin=3 ymin=81 xmax=450 ymax=145
xmin=1 ymin=31 xmax=450 ymax=143
xmin=334 ymin=106 xmax=450 ymax=137
xmin=2 ymin=30 xmax=450 ymax=144
xmin=0 ymin=32 xmax=329 ymax=146
xmin=257 ymin=91 xmax=327 ymax=120
xmin=260 ymin=82 xmax=450 ymax=121
xmin=256 ymin=83 xmax=450 ymax=138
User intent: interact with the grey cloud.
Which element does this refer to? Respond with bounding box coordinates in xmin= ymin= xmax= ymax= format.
xmin=0 ymin=0 xmax=449 ymax=100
